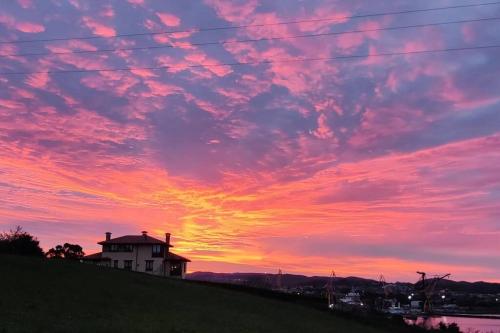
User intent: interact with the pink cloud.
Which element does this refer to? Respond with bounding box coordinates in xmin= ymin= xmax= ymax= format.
xmin=204 ymin=0 xmax=259 ymax=23
xmin=144 ymin=80 xmax=183 ymax=97
xmin=17 ymin=22 xmax=44 ymax=33
xmin=312 ymin=113 xmax=336 ymax=140
xmin=127 ymin=0 xmax=144 ymax=5
xmin=461 ymin=24 xmax=476 ymax=44
xmin=45 ymin=40 xmax=98 ymax=53
xmin=436 ymin=76 xmax=500 ymax=110
xmin=156 ymin=12 xmax=181 ymax=27
xmin=349 ymin=104 xmax=425 ymax=148
xmin=314 ymin=97 xmax=343 ymax=116
xmin=100 ymin=5 xmax=115 ymax=18
xmin=81 ymin=72 xmax=140 ymax=97
xmin=130 ymin=68 xmax=157 ymax=78
xmin=25 ymin=72 xmax=50 ymax=89
xmin=81 ymin=16 xmax=116 ymax=37
xmin=17 ymin=0 xmax=34 ymax=9
xmin=0 ymin=14 xmax=44 ymax=33
xmin=0 ymin=99 xmax=22 ymax=109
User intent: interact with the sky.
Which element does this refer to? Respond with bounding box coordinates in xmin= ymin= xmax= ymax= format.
xmin=0 ymin=0 xmax=499 ymax=283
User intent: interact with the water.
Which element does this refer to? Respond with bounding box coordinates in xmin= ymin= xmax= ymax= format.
xmin=405 ymin=316 xmax=500 ymax=333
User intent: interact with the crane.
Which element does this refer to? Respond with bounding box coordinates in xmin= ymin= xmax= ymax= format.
xmin=276 ymin=269 xmax=283 ymax=290
xmin=414 ymin=271 xmax=450 ymax=313
xmin=379 ymin=274 xmax=395 ymax=298
xmin=325 ymin=270 xmax=336 ymax=309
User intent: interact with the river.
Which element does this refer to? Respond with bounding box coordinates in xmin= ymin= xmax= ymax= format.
xmin=405 ymin=315 xmax=500 ymax=333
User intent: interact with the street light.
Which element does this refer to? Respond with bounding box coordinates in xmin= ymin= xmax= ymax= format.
xmin=441 ymin=295 xmax=446 ymax=300
xmin=408 ymin=295 xmax=412 ymax=300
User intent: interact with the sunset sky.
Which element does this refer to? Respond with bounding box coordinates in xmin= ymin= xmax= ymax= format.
xmin=1 ymin=0 xmax=499 ymax=282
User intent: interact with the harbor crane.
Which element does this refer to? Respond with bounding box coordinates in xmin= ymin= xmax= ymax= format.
xmin=325 ymin=270 xmax=336 ymax=309
xmin=378 ymin=274 xmax=399 ymax=311
xmin=276 ymin=269 xmax=283 ymax=290
xmin=414 ymin=271 xmax=450 ymax=313
xmin=379 ymin=274 xmax=395 ymax=298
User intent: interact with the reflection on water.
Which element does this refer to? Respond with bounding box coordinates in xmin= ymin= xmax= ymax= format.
xmin=405 ymin=316 xmax=500 ymax=333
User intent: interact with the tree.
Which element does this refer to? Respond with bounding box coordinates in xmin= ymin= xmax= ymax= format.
xmin=46 ymin=243 xmax=85 ymax=260
xmin=0 ymin=226 xmax=44 ymax=257
xmin=62 ymin=243 xmax=85 ymax=260
xmin=45 ymin=244 xmax=64 ymax=259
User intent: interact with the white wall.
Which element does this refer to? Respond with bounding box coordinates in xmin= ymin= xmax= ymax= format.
xmin=103 ymin=245 xmax=165 ymax=276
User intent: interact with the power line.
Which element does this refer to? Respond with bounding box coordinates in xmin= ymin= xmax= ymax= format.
xmin=1 ymin=44 xmax=499 ymax=76
xmin=1 ymin=16 xmax=499 ymax=58
xmin=1 ymin=1 xmax=499 ymax=45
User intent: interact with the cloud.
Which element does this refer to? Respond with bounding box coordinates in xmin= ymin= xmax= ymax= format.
xmin=25 ymin=73 xmax=50 ymax=89
xmin=312 ymin=113 xmax=336 ymax=140
xmin=156 ymin=12 xmax=181 ymax=27
xmin=127 ymin=0 xmax=144 ymax=5
xmin=204 ymin=0 xmax=259 ymax=23
xmin=0 ymin=14 xmax=44 ymax=33
xmin=16 ymin=0 xmax=34 ymax=9
xmin=81 ymin=16 xmax=116 ymax=37
xmin=1 ymin=0 xmax=499 ymax=282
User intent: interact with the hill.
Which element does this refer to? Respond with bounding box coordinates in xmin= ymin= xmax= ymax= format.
xmin=0 ymin=255 xmax=408 ymax=333
xmin=188 ymin=271 xmax=500 ymax=294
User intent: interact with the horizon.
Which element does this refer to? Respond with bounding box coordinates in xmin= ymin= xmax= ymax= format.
xmin=186 ymin=270 xmax=500 ymax=285
xmin=1 ymin=0 xmax=499 ymax=283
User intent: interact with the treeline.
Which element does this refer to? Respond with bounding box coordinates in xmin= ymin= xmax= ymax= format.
xmin=0 ymin=226 xmax=85 ymax=260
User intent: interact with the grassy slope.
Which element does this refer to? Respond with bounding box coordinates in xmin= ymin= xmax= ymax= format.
xmin=1 ymin=255 xmax=390 ymax=333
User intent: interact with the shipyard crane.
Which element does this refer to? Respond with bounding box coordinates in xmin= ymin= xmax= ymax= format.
xmin=325 ymin=270 xmax=337 ymax=309
xmin=414 ymin=271 xmax=450 ymax=313
xmin=379 ymin=274 xmax=395 ymax=297
xmin=276 ymin=269 xmax=283 ymax=290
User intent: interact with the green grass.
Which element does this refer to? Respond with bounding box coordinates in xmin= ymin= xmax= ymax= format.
xmin=1 ymin=255 xmax=396 ymax=333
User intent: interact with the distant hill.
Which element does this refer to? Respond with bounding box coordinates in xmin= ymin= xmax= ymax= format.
xmin=1 ymin=255 xmax=398 ymax=333
xmin=188 ymin=272 xmax=500 ymax=294
xmin=188 ymin=271 xmax=378 ymax=288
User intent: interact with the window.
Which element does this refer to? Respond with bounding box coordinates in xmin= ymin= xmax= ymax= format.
xmin=145 ymin=260 xmax=153 ymax=272
xmin=121 ymin=244 xmax=133 ymax=252
xmin=105 ymin=244 xmax=133 ymax=252
xmin=152 ymin=244 xmax=163 ymax=257
xmin=170 ymin=263 xmax=182 ymax=276
xmin=124 ymin=260 xmax=132 ymax=270
xmin=113 ymin=260 xmax=118 ymax=268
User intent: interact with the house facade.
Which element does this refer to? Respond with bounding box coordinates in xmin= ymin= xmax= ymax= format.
xmin=83 ymin=231 xmax=190 ymax=278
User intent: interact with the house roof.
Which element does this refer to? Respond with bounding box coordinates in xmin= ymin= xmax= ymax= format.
xmin=82 ymin=252 xmax=111 ymax=260
xmin=165 ymin=252 xmax=191 ymax=262
xmin=84 ymin=250 xmax=189 ymax=262
xmin=98 ymin=235 xmax=173 ymax=246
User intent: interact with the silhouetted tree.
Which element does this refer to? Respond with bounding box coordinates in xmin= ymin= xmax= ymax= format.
xmin=0 ymin=226 xmax=44 ymax=256
xmin=46 ymin=243 xmax=84 ymax=260
xmin=62 ymin=243 xmax=85 ymax=259
xmin=45 ymin=244 xmax=64 ymax=259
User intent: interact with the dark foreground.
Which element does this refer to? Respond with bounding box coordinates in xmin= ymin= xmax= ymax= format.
xmin=0 ymin=255 xmax=430 ymax=333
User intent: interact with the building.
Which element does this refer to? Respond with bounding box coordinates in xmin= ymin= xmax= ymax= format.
xmin=82 ymin=231 xmax=190 ymax=278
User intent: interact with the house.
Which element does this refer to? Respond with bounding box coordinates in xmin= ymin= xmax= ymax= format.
xmin=82 ymin=231 xmax=190 ymax=278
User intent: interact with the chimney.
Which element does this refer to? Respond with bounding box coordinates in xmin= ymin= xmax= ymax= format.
xmin=165 ymin=233 xmax=171 ymax=252
xmin=142 ymin=231 xmax=148 ymax=239
xmin=105 ymin=232 xmax=111 ymax=241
